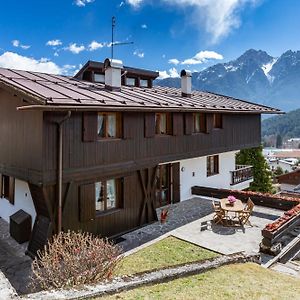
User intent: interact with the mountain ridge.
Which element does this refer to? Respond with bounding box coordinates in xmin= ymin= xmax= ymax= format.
xmin=157 ymin=49 xmax=300 ymax=112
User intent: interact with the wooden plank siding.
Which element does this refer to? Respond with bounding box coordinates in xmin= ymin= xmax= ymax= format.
xmin=42 ymin=111 xmax=261 ymax=184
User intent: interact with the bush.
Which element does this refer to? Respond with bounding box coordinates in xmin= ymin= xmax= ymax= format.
xmin=31 ymin=231 xmax=122 ymax=290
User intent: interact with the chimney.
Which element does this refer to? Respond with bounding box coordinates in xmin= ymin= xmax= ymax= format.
xmin=104 ymin=58 xmax=123 ymax=91
xmin=180 ymin=69 xmax=192 ymax=98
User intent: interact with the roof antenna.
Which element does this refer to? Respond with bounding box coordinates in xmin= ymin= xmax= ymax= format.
xmin=111 ymin=16 xmax=134 ymax=59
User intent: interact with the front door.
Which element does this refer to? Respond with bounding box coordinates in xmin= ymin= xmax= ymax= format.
xmin=155 ymin=164 xmax=172 ymax=207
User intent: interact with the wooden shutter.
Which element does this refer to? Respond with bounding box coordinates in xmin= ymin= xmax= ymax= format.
xmin=172 ymin=113 xmax=184 ymax=136
xmin=79 ymin=183 xmax=96 ymax=222
xmin=172 ymin=163 xmax=180 ymax=203
xmin=123 ymin=112 xmax=134 ymax=139
xmin=8 ymin=177 xmax=15 ymax=205
xmin=144 ymin=113 xmax=155 ymax=138
xmin=184 ymin=113 xmax=193 ymax=135
xmin=206 ymin=113 xmax=213 ymax=133
xmin=82 ymin=112 xmax=98 ymax=142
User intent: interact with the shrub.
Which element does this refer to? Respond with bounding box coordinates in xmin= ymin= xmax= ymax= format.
xmin=31 ymin=231 xmax=122 ymax=290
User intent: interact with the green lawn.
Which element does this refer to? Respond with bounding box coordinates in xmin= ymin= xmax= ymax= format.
xmin=105 ymin=263 xmax=300 ymax=300
xmin=114 ymin=236 xmax=219 ymax=276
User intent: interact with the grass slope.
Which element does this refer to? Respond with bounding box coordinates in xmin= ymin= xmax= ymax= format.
xmin=114 ymin=236 xmax=218 ymax=276
xmin=105 ymin=263 xmax=300 ymax=300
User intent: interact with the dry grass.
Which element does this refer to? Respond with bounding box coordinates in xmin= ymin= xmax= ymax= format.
xmin=103 ymin=263 xmax=300 ymax=300
xmin=114 ymin=236 xmax=218 ymax=276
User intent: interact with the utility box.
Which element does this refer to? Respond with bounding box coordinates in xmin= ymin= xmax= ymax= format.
xmin=10 ymin=210 xmax=32 ymax=244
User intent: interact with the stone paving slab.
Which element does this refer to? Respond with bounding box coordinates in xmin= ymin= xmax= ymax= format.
xmin=171 ymin=205 xmax=282 ymax=255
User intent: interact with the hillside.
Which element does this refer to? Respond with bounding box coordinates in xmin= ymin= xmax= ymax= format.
xmin=157 ymin=49 xmax=300 ymax=112
xmin=262 ymin=108 xmax=300 ymax=138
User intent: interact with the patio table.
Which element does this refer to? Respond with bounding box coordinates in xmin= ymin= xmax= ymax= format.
xmin=220 ymin=198 xmax=245 ymax=225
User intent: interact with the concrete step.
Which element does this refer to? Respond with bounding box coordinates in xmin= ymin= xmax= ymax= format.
xmin=271 ymin=262 xmax=300 ymax=278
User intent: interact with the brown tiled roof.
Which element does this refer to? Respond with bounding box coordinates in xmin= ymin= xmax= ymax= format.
xmin=273 ymin=151 xmax=300 ymax=159
xmin=0 ymin=67 xmax=282 ymax=113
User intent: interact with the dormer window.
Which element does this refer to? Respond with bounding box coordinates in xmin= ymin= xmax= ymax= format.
xmin=126 ymin=77 xmax=136 ymax=86
xmin=94 ymin=73 xmax=105 ymax=83
xmin=140 ymin=79 xmax=149 ymax=88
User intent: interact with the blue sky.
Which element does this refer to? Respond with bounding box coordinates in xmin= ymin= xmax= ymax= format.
xmin=0 ymin=0 xmax=300 ymax=78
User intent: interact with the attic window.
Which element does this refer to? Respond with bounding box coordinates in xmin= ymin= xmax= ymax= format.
xmin=94 ymin=73 xmax=105 ymax=83
xmin=126 ymin=77 xmax=136 ymax=86
xmin=140 ymin=79 xmax=149 ymax=88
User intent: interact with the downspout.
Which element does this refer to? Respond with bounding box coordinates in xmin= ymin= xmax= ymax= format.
xmin=57 ymin=111 xmax=71 ymax=233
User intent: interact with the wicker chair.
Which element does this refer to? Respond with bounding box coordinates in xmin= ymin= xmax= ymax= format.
xmin=238 ymin=198 xmax=254 ymax=226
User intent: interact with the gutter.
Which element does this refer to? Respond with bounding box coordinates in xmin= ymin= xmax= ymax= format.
xmin=56 ymin=111 xmax=71 ymax=233
xmin=16 ymin=104 xmax=283 ymax=114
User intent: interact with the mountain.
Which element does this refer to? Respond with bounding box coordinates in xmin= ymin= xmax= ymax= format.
xmin=262 ymin=108 xmax=300 ymax=138
xmin=157 ymin=49 xmax=300 ymax=111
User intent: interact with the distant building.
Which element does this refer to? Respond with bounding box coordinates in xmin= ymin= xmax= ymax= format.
xmin=268 ymin=158 xmax=298 ymax=173
xmin=277 ymin=169 xmax=300 ymax=194
xmin=283 ymin=138 xmax=300 ymax=149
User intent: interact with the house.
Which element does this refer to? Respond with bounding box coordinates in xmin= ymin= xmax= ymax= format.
xmin=0 ymin=58 xmax=281 ymax=255
xmin=268 ymin=158 xmax=298 ymax=173
xmin=277 ymin=169 xmax=300 ymax=194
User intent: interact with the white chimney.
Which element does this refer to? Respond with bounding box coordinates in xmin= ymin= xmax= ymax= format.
xmin=104 ymin=58 xmax=123 ymax=91
xmin=180 ymin=69 xmax=192 ymax=98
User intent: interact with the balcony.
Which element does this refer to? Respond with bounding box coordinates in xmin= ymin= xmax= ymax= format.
xmin=230 ymin=165 xmax=253 ymax=186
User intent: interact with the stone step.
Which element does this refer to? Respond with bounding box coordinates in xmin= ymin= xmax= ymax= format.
xmin=271 ymin=262 xmax=300 ymax=278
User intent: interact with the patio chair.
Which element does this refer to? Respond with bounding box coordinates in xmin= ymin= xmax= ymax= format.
xmin=238 ymin=198 xmax=254 ymax=226
xmin=212 ymin=201 xmax=226 ymax=224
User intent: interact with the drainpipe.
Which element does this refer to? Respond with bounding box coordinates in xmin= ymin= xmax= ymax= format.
xmin=57 ymin=111 xmax=71 ymax=233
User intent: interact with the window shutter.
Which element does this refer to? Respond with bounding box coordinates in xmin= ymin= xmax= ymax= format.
xmin=172 ymin=163 xmax=180 ymax=203
xmin=144 ymin=113 xmax=155 ymax=138
xmin=172 ymin=113 xmax=183 ymax=136
xmin=184 ymin=113 xmax=193 ymax=135
xmin=206 ymin=113 xmax=213 ymax=133
xmin=82 ymin=112 xmax=98 ymax=142
xmin=8 ymin=177 xmax=15 ymax=204
xmin=79 ymin=183 xmax=96 ymax=222
xmin=123 ymin=112 xmax=134 ymax=139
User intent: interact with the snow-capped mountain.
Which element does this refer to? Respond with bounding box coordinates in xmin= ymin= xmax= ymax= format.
xmin=157 ymin=49 xmax=300 ymax=111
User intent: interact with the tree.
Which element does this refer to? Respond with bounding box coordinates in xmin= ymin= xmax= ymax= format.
xmin=276 ymin=134 xmax=283 ymax=148
xmin=236 ymin=146 xmax=275 ymax=193
xmin=273 ymin=166 xmax=284 ymax=176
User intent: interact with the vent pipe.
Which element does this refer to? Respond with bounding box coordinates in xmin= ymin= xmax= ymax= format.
xmin=104 ymin=58 xmax=123 ymax=91
xmin=180 ymin=69 xmax=192 ymax=98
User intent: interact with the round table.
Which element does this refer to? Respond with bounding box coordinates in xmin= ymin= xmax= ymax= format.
xmin=220 ymin=198 xmax=244 ymax=213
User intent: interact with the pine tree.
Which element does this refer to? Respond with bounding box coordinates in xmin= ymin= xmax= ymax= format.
xmin=236 ymin=146 xmax=274 ymax=193
xmin=276 ymin=134 xmax=282 ymax=148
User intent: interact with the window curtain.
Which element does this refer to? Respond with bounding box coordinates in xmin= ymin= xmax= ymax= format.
xmin=95 ymin=182 xmax=105 ymax=211
xmin=107 ymin=114 xmax=116 ymax=137
xmin=97 ymin=114 xmax=104 ymax=137
xmin=106 ymin=179 xmax=116 ymax=209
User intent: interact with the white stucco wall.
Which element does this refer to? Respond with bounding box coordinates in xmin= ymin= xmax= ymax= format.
xmin=180 ymin=151 xmax=240 ymax=201
xmin=0 ymin=179 xmax=36 ymax=227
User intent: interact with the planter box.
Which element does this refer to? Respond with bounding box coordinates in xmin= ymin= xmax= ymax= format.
xmin=191 ymin=186 xmax=299 ymax=211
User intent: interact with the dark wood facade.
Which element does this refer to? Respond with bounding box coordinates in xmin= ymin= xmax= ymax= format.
xmin=0 ymin=86 xmax=262 ymax=251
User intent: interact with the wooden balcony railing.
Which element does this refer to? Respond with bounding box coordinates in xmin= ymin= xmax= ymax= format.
xmin=230 ymin=165 xmax=253 ymax=186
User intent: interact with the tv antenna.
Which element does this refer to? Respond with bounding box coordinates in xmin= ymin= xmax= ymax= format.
xmin=111 ymin=16 xmax=133 ymax=59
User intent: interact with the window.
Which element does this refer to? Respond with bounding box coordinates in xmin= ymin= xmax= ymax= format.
xmin=213 ymin=113 xmax=223 ymax=129
xmin=155 ymin=113 xmax=172 ymax=135
xmin=193 ymin=113 xmax=207 ymax=133
xmin=0 ymin=175 xmax=15 ymax=204
xmin=140 ymin=79 xmax=149 ymax=88
xmin=126 ymin=77 xmax=136 ymax=86
xmin=207 ymin=155 xmax=219 ymax=176
xmin=94 ymin=73 xmax=105 ymax=83
xmin=97 ymin=112 xmax=121 ymax=139
xmin=95 ymin=179 xmax=120 ymax=212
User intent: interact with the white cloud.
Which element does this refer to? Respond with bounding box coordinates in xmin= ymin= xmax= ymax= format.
xmin=12 ymin=40 xmax=31 ymax=50
xmin=0 ymin=51 xmax=75 ymax=75
xmin=88 ymin=40 xmax=105 ymax=51
xmin=66 ymin=43 xmax=85 ymax=54
xmin=181 ymin=50 xmax=223 ymax=65
xmin=141 ymin=24 xmax=147 ymax=29
xmin=133 ymin=50 xmax=144 ymax=58
xmin=126 ymin=0 xmax=260 ymax=43
xmin=46 ymin=39 xmax=62 ymax=46
xmin=158 ymin=67 xmax=180 ymax=79
xmin=168 ymin=58 xmax=180 ymax=65
xmin=74 ymin=0 xmax=94 ymax=7
xmin=126 ymin=0 xmax=143 ymax=8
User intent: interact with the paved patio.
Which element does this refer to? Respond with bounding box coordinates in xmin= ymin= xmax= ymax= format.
xmin=171 ymin=204 xmax=282 ymax=255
